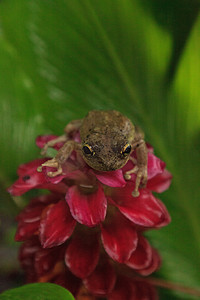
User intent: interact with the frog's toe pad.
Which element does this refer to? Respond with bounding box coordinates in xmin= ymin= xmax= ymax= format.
xmin=132 ymin=190 xmax=140 ymax=197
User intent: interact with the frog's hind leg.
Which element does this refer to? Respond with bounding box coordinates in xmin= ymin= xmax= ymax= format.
xmin=38 ymin=140 xmax=81 ymax=177
xmin=64 ymin=119 xmax=83 ymax=136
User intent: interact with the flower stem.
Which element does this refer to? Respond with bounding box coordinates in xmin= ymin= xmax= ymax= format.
xmin=116 ymin=264 xmax=200 ymax=297
xmin=136 ymin=276 xmax=200 ymax=297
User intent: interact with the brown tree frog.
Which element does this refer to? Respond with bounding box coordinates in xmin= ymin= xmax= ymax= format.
xmin=38 ymin=110 xmax=148 ymax=197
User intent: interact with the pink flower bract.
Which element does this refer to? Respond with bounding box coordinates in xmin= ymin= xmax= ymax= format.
xmin=8 ymin=133 xmax=172 ymax=299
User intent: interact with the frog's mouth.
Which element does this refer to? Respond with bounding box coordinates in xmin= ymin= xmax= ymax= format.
xmin=96 ymin=164 xmax=116 ymax=172
xmin=83 ymin=156 xmax=128 ymax=172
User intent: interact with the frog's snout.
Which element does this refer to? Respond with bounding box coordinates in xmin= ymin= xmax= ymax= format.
xmin=103 ymin=164 xmax=116 ymax=171
xmin=97 ymin=159 xmax=121 ymax=172
xmin=95 ymin=161 xmax=116 ymax=172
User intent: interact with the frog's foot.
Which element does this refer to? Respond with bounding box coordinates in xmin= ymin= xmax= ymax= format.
xmin=124 ymin=156 xmax=138 ymax=180
xmin=37 ymin=158 xmax=63 ymax=177
xmin=41 ymin=135 xmax=67 ymax=156
xmin=38 ymin=140 xmax=79 ymax=177
xmin=124 ymin=166 xmax=138 ymax=180
xmin=64 ymin=119 xmax=83 ymax=135
xmin=124 ymin=164 xmax=147 ymax=197
xmin=132 ymin=166 xmax=147 ymax=197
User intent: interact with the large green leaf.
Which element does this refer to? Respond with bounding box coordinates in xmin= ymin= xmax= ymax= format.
xmin=141 ymin=0 xmax=200 ymax=84
xmin=0 ymin=283 xmax=74 ymax=300
xmin=0 ymin=0 xmax=200 ymax=299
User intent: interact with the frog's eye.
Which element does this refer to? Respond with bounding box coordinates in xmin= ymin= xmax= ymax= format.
xmin=121 ymin=144 xmax=132 ymax=156
xmin=82 ymin=144 xmax=95 ymax=156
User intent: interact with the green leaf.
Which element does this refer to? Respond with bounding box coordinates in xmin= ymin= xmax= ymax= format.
xmin=141 ymin=0 xmax=200 ymax=84
xmin=0 ymin=283 xmax=74 ymax=300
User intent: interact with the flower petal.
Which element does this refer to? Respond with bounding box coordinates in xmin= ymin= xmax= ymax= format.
xmin=15 ymin=203 xmax=46 ymax=241
xmin=136 ymin=249 xmax=161 ymax=276
xmin=35 ymin=246 xmax=65 ymax=277
xmin=101 ymin=213 xmax=138 ymax=263
xmin=53 ymin=269 xmax=81 ymax=297
xmin=84 ymin=258 xmax=116 ymax=296
xmin=122 ymin=152 xmax=166 ymax=182
xmin=126 ymin=235 xmax=153 ymax=270
xmin=93 ymin=169 xmax=126 ymax=187
xmin=17 ymin=158 xmax=47 ymax=176
xmin=109 ymin=275 xmax=158 ymax=300
xmin=66 ymin=184 xmax=107 ymax=227
xmin=110 ymin=183 xmax=171 ymax=228
xmin=15 ymin=221 xmax=40 ymax=241
xmin=135 ymin=280 xmax=159 ymax=300
xmin=108 ymin=276 xmax=136 ymax=300
xmin=147 ymin=169 xmax=172 ymax=193
xmin=40 ymin=182 xmax=68 ymax=194
xmin=7 ymin=159 xmax=49 ymax=196
xmin=146 ymin=143 xmax=154 ymax=153
xmin=39 ymin=200 xmax=76 ymax=248
xmin=41 ymin=159 xmax=82 ymax=185
xmin=147 ymin=153 xmax=166 ymax=180
xmin=65 ymin=232 xmax=100 ymax=278
xmin=29 ymin=193 xmax=63 ymax=206
xmin=19 ymin=237 xmax=41 ymax=271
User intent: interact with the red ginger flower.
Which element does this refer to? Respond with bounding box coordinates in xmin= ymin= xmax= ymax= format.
xmin=8 ymin=134 xmax=172 ymax=299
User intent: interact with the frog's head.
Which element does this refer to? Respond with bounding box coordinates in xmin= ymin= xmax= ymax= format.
xmin=81 ymin=134 xmax=132 ymax=171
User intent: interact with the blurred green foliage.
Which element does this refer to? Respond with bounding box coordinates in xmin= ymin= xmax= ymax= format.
xmin=0 ymin=283 xmax=74 ymax=300
xmin=0 ymin=0 xmax=200 ymax=299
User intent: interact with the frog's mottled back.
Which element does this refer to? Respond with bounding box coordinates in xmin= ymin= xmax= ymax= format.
xmin=80 ymin=110 xmax=135 ymax=171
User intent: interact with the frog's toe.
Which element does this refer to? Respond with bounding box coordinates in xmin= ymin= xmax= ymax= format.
xmin=47 ymin=169 xmax=62 ymax=177
xmin=132 ymin=190 xmax=140 ymax=197
xmin=124 ymin=174 xmax=131 ymax=180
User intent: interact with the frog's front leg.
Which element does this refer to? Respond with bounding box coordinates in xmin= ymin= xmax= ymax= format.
xmin=41 ymin=135 xmax=68 ymax=156
xmin=41 ymin=119 xmax=83 ymax=156
xmin=124 ymin=128 xmax=148 ymax=197
xmin=38 ymin=140 xmax=81 ymax=177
